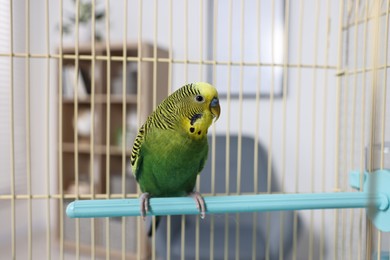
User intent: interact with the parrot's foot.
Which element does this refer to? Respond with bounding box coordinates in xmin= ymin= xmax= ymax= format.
xmin=190 ymin=191 xmax=206 ymax=219
xmin=139 ymin=193 xmax=150 ymax=221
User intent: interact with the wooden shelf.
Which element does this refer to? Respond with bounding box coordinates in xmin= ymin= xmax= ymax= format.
xmin=63 ymin=94 xmax=137 ymax=104
xmin=59 ymin=42 xmax=168 ymax=258
xmin=61 ymin=42 xmax=140 ymax=54
xmin=63 ymin=142 xmax=131 ymax=156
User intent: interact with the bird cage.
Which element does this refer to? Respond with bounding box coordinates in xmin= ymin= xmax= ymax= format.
xmin=0 ymin=0 xmax=389 ymax=259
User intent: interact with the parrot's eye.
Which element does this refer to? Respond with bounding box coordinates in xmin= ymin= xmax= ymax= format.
xmin=195 ymin=95 xmax=204 ymax=103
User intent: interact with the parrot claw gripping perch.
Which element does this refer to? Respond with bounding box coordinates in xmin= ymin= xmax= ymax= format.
xmin=190 ymin=191 xmax=206 ymax=219
xmin=139 ymin=193 xmax=150 ymax=220
xmin=139 ymin=191 xmax=207 ymax=220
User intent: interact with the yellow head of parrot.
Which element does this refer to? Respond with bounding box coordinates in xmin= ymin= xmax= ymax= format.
xmin=192 ymin=82 xmax=220 ymax=123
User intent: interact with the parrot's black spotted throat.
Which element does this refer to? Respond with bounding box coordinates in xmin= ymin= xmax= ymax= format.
xmin=190 ymin=113 xmax=202 ymax=125
xmin=189 ymin=127 xmax=202 ymax=136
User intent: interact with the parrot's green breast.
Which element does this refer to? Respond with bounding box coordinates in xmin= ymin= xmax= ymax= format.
xmin=135 ymin=128 xmax=208 ymax=197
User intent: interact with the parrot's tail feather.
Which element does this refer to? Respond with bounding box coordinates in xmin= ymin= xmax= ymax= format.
xmin=147 ymin=215 xmax=161 ymax=237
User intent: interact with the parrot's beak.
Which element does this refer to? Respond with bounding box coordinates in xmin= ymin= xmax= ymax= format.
xmin=210 ymin=97 xmax=220 ymax=121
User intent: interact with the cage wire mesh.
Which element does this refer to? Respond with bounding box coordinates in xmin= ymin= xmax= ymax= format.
xmin=0 ymin=0 xmax=389 ymax=259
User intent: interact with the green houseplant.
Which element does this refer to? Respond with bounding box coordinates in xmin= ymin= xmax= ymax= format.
xmin=62 ymin=0 xmax=105 ymax=42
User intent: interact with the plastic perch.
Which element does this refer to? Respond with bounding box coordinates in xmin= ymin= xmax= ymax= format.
xmin=66 ymin=169 xmax=390 ymax=232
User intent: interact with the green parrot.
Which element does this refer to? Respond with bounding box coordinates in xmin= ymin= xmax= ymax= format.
xmin=130 ymin=82 xmax=220 ymax=221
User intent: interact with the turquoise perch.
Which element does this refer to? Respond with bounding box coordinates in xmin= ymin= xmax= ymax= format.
xmin=66 ymin=169 xmax=390 ymax=232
